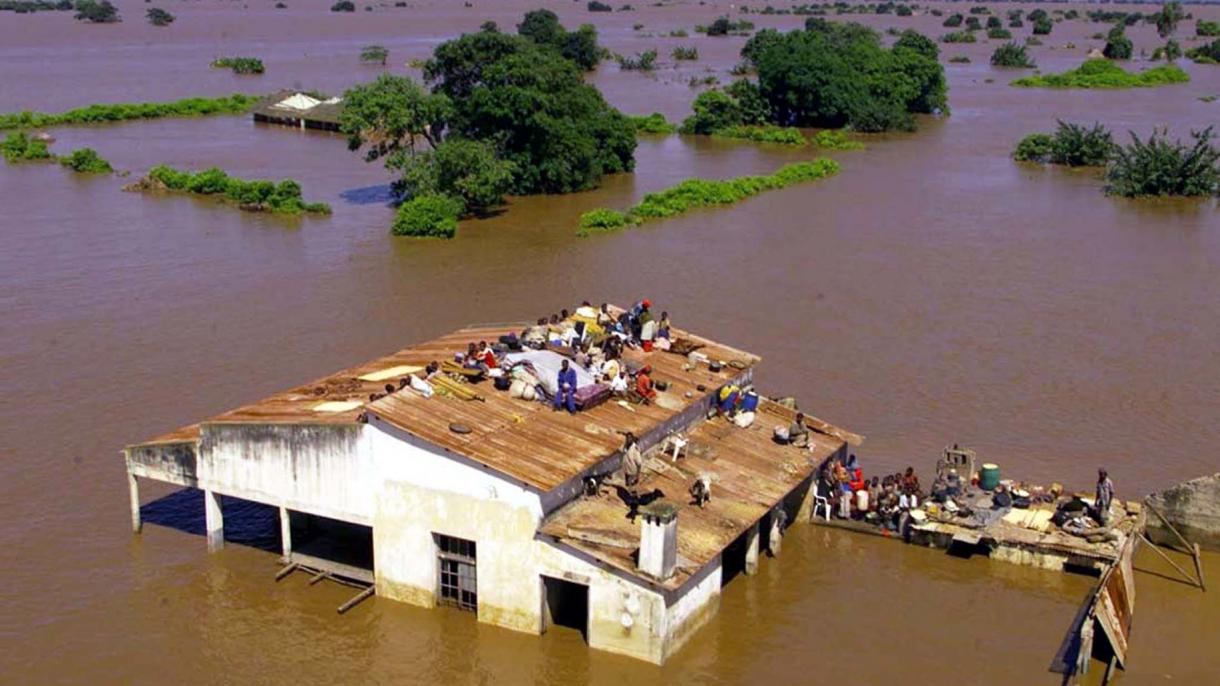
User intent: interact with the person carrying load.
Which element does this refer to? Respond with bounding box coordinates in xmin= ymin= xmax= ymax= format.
xmin=717 ymin=384 xmax=741 ymax=416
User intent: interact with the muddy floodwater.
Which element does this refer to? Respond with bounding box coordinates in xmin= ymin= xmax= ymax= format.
xmin=2 ymin=1 xmax=1219 ymax=683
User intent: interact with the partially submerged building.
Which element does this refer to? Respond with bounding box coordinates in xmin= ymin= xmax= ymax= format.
xmin=124 ymin=317 xmax=857 ymax=664
xmin=251 ymin=90 xmax=343 ymax=132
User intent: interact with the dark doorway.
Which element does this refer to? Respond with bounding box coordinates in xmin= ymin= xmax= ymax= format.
xmin=291 ymin=512 xmax=374 ymax=582
xmin=436 ymin=534 xmax=478 ymax=612
xmin=542 ymin=576 xmax=589 ymax=640
xmin=721 ymin=528 xmax=749 ymax=586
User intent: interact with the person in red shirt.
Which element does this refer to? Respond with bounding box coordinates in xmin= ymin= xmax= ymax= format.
xmin=849 ymin=468 xmax=866 ymax=493
xmin=477 ymin=340 xmax=498 ymax=369
xmin=635 ymin=365 xmax=657 ymax=402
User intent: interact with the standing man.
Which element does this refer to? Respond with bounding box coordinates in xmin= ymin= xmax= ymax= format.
xmin=554 ymin=359 xmax=577 ymax=414
xmin=1094 ymin=468 xmax=1115 ymax=525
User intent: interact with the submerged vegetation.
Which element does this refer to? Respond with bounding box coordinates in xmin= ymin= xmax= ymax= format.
xmin=814 ymin=129 xmax=865 ymax=150
xmin=1107 ymin=127 xmax=1220 ymax=198
xmin=1013 ymin=121 xmax=1115 ymax=166
xmin=360 ymin=45 xmax=389 ymax=65
xmin=1 ymin=132 xmax=53 ymax=163
xmin=58 ymin=147 xmax=113 ymax=173
xmin=713 ymin=124 xmax=806 ymax=146
xmin=1187 ymin=40 xmax=1220 ymax=65
xmin=211 ymin=57 xmax=265 ymax=75
xmin=391 ymin=194 xmax=464 ymax=238
xmin=1011 ymin=59 xmax=1189 ymax=89
xmin=0 ymin=94 xmax=260 ymax=130
xmin=616 ymin=49 xmax=658 ymax=71
xmin=145 ymin=7 xmax=174 ymax=26
xmin=73 ymin=0 xmax=118 ymax=23
xmin=577 ymin=158 xmax=840 ymax=236
xmin=990 ymin=42 xmax=1035 ymax=68
xmin=134 ymin=165 xmax=331 ymax=215
xmin=517 ymin=9 xmax=601 ymax=71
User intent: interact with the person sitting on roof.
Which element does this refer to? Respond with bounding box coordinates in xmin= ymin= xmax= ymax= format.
xmin=597 ymin=302 xmax=614 ymax=328
xmin=609 ymin=369 xmax=629 ymax=396
xmin=788 ymin=412 xmax=810 ymax=447
xmin=635 ymin=365 xmax=657 ymax=403
xmin=657 ymin=311 xmax=672 ymax=339
xmin=902 ymin=466 xmax=921 ymax=497
xmin=553 ymin=359 xmax=578 ymax=414
xmin=718 ymin=384 xmax=741 ymax=416
xmin=477 ymin=341 xmax=498 ymax=369
xmin=462 ymin=343 xmax=486 ymax=372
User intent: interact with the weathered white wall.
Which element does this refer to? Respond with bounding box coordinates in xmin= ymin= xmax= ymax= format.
xmin=200 ymin=424 xmax=375 ymax=524
xmin=662 ymin=558 xmax=722 ymax=661
xmin=366 ymin=421 xmax=696 ymax=664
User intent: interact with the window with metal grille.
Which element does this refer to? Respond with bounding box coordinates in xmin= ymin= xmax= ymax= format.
xmin=436 ymin=534 xmax=477 ymax=612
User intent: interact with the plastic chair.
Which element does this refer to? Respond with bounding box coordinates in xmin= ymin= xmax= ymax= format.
xmin=811 ymin=482 xmax=831 ymax=522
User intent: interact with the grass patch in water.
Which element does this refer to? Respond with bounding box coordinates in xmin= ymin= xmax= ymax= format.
xmin=712 ymin=124 xmax=806 ymax=146
xmin=1011 ymin=59 xmax=1189 ymax=89
xmin=59 ymin=147 xmax=112 ymax=173
xmin=628 ymin=112 xmax=677 ymax=135
xmin=0 ymin=94 xmax=261 ymax=130
xmin=577 ymin=158 xmax=839 ymax=235
xmin=130 ymin=165 xmax=331 ymax=215
xmin=1 ymin=132 xmax=54 ymax=163
xmin=813 ymin=129 xmax=865 ymax=150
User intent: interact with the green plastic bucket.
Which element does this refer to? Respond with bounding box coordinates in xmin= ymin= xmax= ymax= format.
xmin=980 ymin=463 xmax=1001 ymax=491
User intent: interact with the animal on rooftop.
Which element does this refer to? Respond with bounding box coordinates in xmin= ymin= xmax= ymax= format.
xmin=689 ymin=473 xmax=712 ymax=508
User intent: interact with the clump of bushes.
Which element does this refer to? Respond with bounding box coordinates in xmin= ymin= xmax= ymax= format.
xmin=360 ymin=45 xmax=389 ymax=65
xmin=1 ymin=132 xmax=53 ymax=163
xmin=210 ymin=57 xmax=265 ymax=74
xmin=0 ymin=94 xmax=259 ymax=130
xmin=0 ymin=0 xmax=74 ymax=13
xmin=330 ymin=0 xmax=354 ymax=11
xmin=1032 ymin=17 xmax=1053 ymax=35
xmin=1011 ymin=59 xmax=1189 ymax=89
xmin=145 ymin=7 xmax=173 ymax=25
xmin=942 ymin=13 xmax=963 ymax=28
xmin=616 ymin=49 xmax=657 ymax=71
xmin=1186 ymin=39 xmax=1220 ymax=64
xmin=1106 ymin=127 xmax=1219 ymax=198
xmin=702 ymin=16 xmax=753 ymax=36
xmin=59 ymin=147 xmax=113 ymax=173
xmin=140 ymin=165 xmax=331 ymax=214
xmin=991 ymin=42 xmax=1035 ymax=68
xmin=941 ymin=31 xmax=976 ymax=44
xmin=1198 ymin=20 xmax=1220 ymax=37
xmin=577 ymin=158 xmax=840 ymax=235
xmin=987 ymin=28 xmax=1012 ymax=40
xmin=391 ymin=193 xmax=464 ymax=237
xmin=628 ymin=112 xmax=676 ymax=134
xmin=671 ymin=45 xmax=698 ymax=60
xmin=814 ymin=129 xmax=865 ymax=150
xmin=713 ymin=124 xmax=806 ymax=146
xmin=1013 ymin=120 xmax=1114 ymax=166
xmin=74 ymin=0 xmax=118 ymax=23
xmin=949 ymin=55 xmax=971 ymax=64
xmin=1103 ymin=24 xmax=1133 ymax=60
xmin=587 ymin=0 xmax=611 ymax=11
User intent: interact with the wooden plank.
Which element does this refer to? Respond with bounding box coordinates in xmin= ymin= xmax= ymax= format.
xmin=337 ymin=586 xmax=375 ymax=615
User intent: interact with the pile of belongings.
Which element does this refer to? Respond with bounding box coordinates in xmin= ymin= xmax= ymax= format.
xmin=502 ymin=350 xmax=611 ymax=410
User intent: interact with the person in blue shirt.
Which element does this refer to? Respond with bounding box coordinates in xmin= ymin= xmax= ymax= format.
xmin=554 ymin=359 xmax=578 ymax=414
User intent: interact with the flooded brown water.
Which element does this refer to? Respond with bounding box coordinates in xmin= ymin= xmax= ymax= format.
xmin=2 ymin=1 xmax=1219 ymax=683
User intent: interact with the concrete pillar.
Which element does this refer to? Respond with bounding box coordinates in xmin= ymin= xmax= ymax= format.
xmin=204 ymin=490 xmax=224 ymax=552
xmin=769 ymin=516 xmax=783 ymax=557
xmin=744 ymin=522 xmax=760 ymax=576
xmin=279 ymin=506 xmax=292 ymax=560
xmin=128 ymin=472 xmax=142 ymax=534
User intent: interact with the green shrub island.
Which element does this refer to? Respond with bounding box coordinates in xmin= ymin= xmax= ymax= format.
xmin=942 ymin=31 xmax=976 ymax=44
xmin=59 ymin=147 xmax=113 ymax=173
xmin=74 ymin=0 xmax=117 ymax=23
xmin=701 ymin=16 xmax=754 ymax=36
xmin=139 ymin=165 xmax=331 ymax=214
xmin=340 ymin=14 xmax=635 ymax=237
xmin=1011 ymin=59 xmax=1189 ymax=89
xmin=587 ymin=0 xmax=611 ymax=12
xmin=1198 ymin=20 xmax=1220 ymax=37
xmin=1 ymin=132 xmax=54 ymax=163
xmin=1013 ymin=121 xmax=1115 ymax=166
xmin=0 ymin=1 xmax=75 ymax=13
xmin=814 ymin=129 xmax=865 ymax=150
xmin=330 ymin=0 xmax=354 ymax=11
xmin=949 ymin=55 xmax=971 ymax=64
xmin=616 ymin=49 xmax=657 ymax=71
xmin=1154 ymin=2 xmax=1184 ymax=40
xmin=991 ymin=42 xmax=1035 ymax=68
xmin=146 ymin=7 xmax=173 ymax=26
xmin=987 ymin=28 xmax=1012 ymax=40
xmin=577 ymin=158 xmax=840 ymax=236
xmin=712 ymin=124 xmax=805 ymax=146
xmin=942 ymin=13 xmax=963 ymax=28
xmin=0 ymin=94 xmax=259 ymax=130
xmin=627 ymin=113 xmax=676 ymax=135
xmin=1152 ymin=40 xmax=1182 ymax=62
xmin=1106 ymin=127 xmax=1219 ymax=198
xmin=211 ymin=57 xmax=265 ymax=75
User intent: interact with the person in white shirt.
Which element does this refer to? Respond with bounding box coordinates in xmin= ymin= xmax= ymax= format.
xmin=609 ymin=369 xmax=629 ymax=395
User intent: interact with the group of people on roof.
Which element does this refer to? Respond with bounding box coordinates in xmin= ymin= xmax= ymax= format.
xmin=820 ymin=454 xmax=925 ymax=532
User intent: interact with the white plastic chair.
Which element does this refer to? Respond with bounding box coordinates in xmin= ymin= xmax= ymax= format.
xmin=812 ymin=487 xmax=831 ymax=522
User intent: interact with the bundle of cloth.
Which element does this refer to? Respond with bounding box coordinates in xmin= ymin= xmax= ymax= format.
xmin=504 ymin=350 xmax=596 ymax=399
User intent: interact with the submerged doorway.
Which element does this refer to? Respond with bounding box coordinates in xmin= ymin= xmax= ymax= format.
xmin=541 ymin=576 xmax=589 ymax=640
xmin=436 ymin=534 xmax=478 ymax=612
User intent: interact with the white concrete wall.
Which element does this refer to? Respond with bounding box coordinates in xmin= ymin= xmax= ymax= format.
xmin=199 ymin=423 xmax=375 ymax=524
xmin=662 ymin=558 xmax=722 ymax=661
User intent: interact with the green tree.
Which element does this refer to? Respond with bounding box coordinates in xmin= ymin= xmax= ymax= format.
xmin=990 ymin=42 xmax=1035 ymax=68
xmin=1156 ymin=2 xmax=1184 ymax=39
xmin=942 ymin=13 xmax=963 ymax=28
xmin=518 ymin=8 xmax=563 ymax=45
xmin=1104 ymin=24 xmax=1133 ymax=60
xmin=515 ymin=11 xmax=601 ymax=70
xmin=59 ymin=147 xmax=112 ymax=173
xmin=360 ymin=45 xmax=389 ymax=65
xmin=390 ymin=194 xmax=464 ymax=237
xmin=389 ymin=138 xmax=516 ymax=211
xmin=680 ymin=90 xmax=743 ymax=134
xmin=330 ymin=0 xmax=354 ymax=12
xmin=145 ymin=7 xmax=173 ymax=26
xmin=340 ymin=74 xmax=452 ymax=165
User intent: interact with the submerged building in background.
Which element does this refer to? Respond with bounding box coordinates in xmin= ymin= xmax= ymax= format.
xmin=124 ymin=313 xmax=856 ymax=664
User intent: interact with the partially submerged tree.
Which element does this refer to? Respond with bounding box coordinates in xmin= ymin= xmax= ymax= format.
xmin=1013 ymin=121 xmax=1114 ymax=166
xmin=360 ymin=44 xmax=389 ymax=65
xmin=990 ymin=42 xmax=1035 ymax=68
xmin=1155 ymin=1 xmax=1185 ymax=39
xmin=1106 ymin=127 xmax=1220 ymax=197
xmin=74 ymin=0 xmax=118 ymax=23
xmin=340 ymin=73 xmax=452 ymax=166
xmin=516 ymin=9 xmax=602 ymax=71
xmin=145 ymin=7 xmax=173 ymax=26
xmin=1103 ymin=24 xmax=1133 ymax=60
